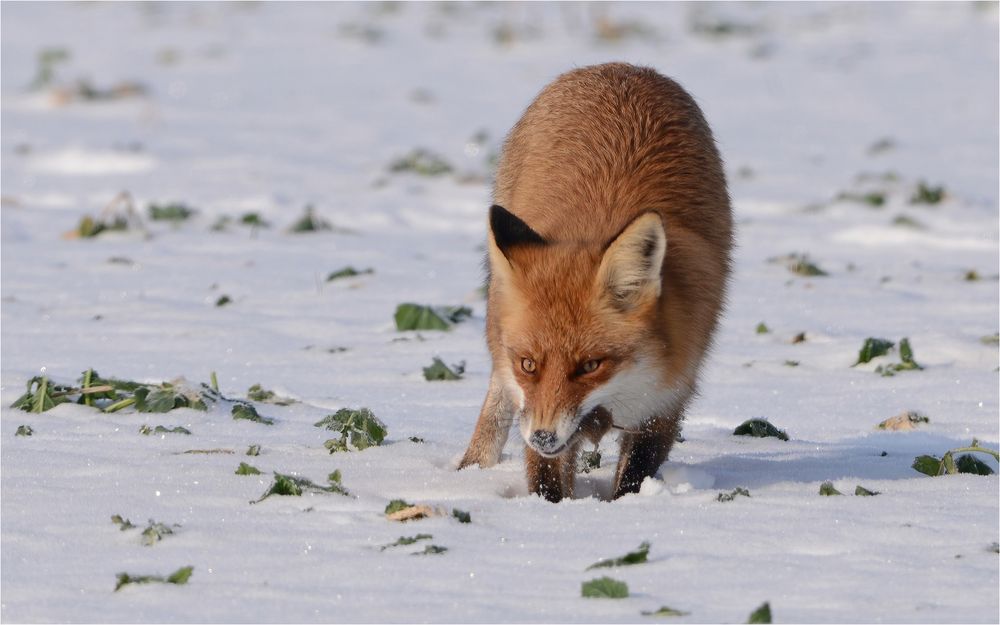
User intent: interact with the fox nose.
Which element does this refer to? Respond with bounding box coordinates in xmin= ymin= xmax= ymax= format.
xmin=530 ymin=430 xmax=558 ymax=451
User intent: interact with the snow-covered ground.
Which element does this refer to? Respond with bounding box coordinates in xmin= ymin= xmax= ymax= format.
xmin=2 ymin=3 xmax=998 ymax=623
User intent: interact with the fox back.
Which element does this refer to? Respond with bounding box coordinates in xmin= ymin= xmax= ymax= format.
xmin=461 ymin=63 xmax=732 ymax=501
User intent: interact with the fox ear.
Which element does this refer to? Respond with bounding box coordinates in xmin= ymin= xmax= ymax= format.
xmin=595 ymin=212 xmax=666 ymax=311
xmin=489 ymin=205 xmax=546 ymax=260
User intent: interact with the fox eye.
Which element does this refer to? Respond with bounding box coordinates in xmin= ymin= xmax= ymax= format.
xmin=521 ymin=358 xmax=537 ymax=374
xmin=580 ymin=359 xmax=602 ymax=374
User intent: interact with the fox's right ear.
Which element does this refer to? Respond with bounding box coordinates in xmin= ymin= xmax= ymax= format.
xmin=489 ymin=205 xmax=546 ymax=260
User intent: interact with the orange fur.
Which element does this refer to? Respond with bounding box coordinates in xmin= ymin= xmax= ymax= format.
xmin=459 ymin=63 xmax=732 ymax=501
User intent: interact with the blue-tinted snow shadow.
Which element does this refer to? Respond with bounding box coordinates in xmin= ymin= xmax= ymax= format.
xmin=690 ymin=431 xmax=999 ymax=490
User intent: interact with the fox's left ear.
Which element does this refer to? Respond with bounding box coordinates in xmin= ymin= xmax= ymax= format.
xmin=595 ymin=212 xmax=666 ymax=311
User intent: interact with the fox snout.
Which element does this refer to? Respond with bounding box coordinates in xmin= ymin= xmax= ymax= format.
xmin=528 ymin=429 xmax=563 ymax=456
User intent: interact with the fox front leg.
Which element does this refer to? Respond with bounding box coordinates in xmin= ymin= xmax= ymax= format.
xmin=612 ymin=416 xmax=681 ymax=498
xmin=525 ymin=442 xmax=579 ymax=503
xmin=458 ymin=376 xmax=515 ymax=469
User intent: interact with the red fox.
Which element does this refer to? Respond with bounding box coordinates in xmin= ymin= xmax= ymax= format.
xmin=458 ymin=63 xmax=732 ymax=502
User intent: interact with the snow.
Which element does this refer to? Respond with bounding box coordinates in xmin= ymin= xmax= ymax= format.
xmin=1 ymin=2 xmax=997 ymax=623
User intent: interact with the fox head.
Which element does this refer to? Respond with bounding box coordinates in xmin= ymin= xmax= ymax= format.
xmin=487 ymin=205 xmax=676 ymax=457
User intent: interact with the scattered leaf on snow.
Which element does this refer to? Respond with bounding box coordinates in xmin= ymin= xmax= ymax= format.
xmin=389 ymin=148 xmax=453 ymax=176
xmin=326 ymin=266 xmax=373 ymax=282
xmin=246 ymin=383 xmax=295 ymax=405
xmin=235 ymin=462 xmax=262 ymax=475
xmin=791 ymin=332 xmax=807 ymax=344
xmin=10 ymin=376 xmax=69 ymax=413
xmin=139 ymin=425 xmax=191 ymax=436
xmin=316 ymin=408 xmax=387 ymax=452
xmin=380 ymin=534 xmax=433 ymax=551
xmin=246 ymin=444 xmax=261 ymax=456
xmin=819 ymin=481 xmax=843 ymax=496
xmin=231 ymin=403 xmax=274 ymax=425
xmin=148 ymin=202 xmax=196 ymax=222
xmin=251 ymin=471 xmax=348 ymax=504
xmin=733 ymin=419 xmax=788 ymax=441
xmin=111 ymin=514 xmax=136 ymax=530
xmin=581 ymin=577 xmax=629 ymax=599
xmin=452 ymin=508 xmax=471 ymax=524
xmin=114 ymin=566 xmax=193 ymax=591
xmin=747 ymin=602 xmax=772 ymax=624
xmin=910 ymin=181 xmax=945 ymax=205
xmin=854 ymin=337 xmax=894 ymax=365
xmin=141 ymin=520 xmax=175 ymax=546
xmin=385 ymin=499 xmax=413 ymax=515
xmin=586 ymin=541 xmax=650 ymax=570
xmin=717 ymin=487 xmax=751 ymax=502
xmin=955 ymin=454 xmax=995 ymax=476
xmin=412 ymin=545 xmax=448 ymax=555
xmin=423 ymin=357 xmax=465 ymax=381
xmin=642 ymin=606 xmax=690 ymax=617
xmin=980 ymin=333 xmax=999 ymax=345
xmin=855 ymin=485 xmax=880 ymax=496
xmin=215 ymin=295 xmax=232 ymax=307
xmin=15 ymin=425 xmax=33 ymax=436
xmin=755 ymin=322 xmax=770 ymax=334
xmin=394 ymin=303 xmax=472 ymax=331
xmin=288 ymin=205 xmax=332 ymax=233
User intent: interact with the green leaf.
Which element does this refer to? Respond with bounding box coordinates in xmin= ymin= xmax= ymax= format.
xmin=733 ymin=419 xmax=789 ymax=441
xmin=148 ymin=202 xmax=196 ymax=222
xmin=788 ymin=256 xmax=828 ymax=277
xmin=389 ymin=149 xmax=453 ymax=176
xmin=394 ymin=303 xmax=471 ymax=331
xmin=855 ymin=485 xmax=880 ymax=496
xmin=315 ymin=408 xmax=387 ymax=452
xmin=755 ymin=322 xmax=770 ymax=334
xmin=910 ymin=181 xmax=945 ymax=205
xmin=956 ymin=454 xmax=995 ymax=475
xmin=423 ymin=357 xmax=465 ymax=381
xmin=980 ymin=333 xmax=1000 ymax=345
xmin=215 ymin=295 xmax=232 ymax=307
xmin=165 ymin=566 xmax=194 ymax=585
xmin=819 ymin=481 xmax=842 ymax=496
xmin=642 ymin=606 xmax=690 ymax=617
xmin=246 ymin=383 xmax=295 ymax=405
xmin=252 ymin=471 xmax=348 ymax=504
xmin=231 ymin=403 xmax=274 ymax=425
xmin=111 ymin=514 xmax=136 ymax=530
xmin=115 ymin=566 xmax=193 ymax=591
xmin=912 ymin=455 xmax=942 ymax=476
xmin=587 ymin=541 xmax=650 ymax=570
xmin=141 ymin=520 xmax=175 ymax=546
xmin=783 ymin=360 xmax=799 ymax=367
xmin=139 ymin=424 xmax=191 ymax=435
xmin=11 ymin=376 xmax=68 ymax=413
xmin=394 ymin=303 xmax=450 ymax=331
xmin=408 ymin=436 xmax=425 ymax=443
xmin=412 ymin=545 xmax=448 ymax=555
xmin=452 ymin=508 xmax=471 ymax=524
xmin=240 ymin=212 xmax=270 ymax=228
xmin=385 ymin=499 xmax=412 ymax=515
xmin=246 ymin=444 xmax=261 ymax=456
xmin=134 ymin=384 xmax=206 ymax=413
xmin=326 ymin=266 xmax=374 ymax=282
xmin=288 ymin=205 xmax=332 ymax=233
xmin=15 ymin=424 xmax=33 ymax=436
xmin=717 ymin=487 xmax=751 ymax=502
xmin=235 ymin=462 xmax=262 ymax=475
xmin=380 ymin=534 xmax=433 ymax=551
xmin=581 ymin=577 xmax=629 ymax=599
xmin=854 ymin=338 xmax=894 ymax=365
xmin=747 ymin=602 xmax=772 ymax=624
